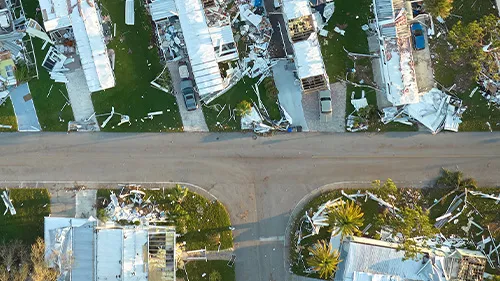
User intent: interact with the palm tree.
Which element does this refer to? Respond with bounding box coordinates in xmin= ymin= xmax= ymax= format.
xmin=307 ymin=240 xmax=342 ymax=279
xmin=329 ymin=200 xmax=364 ymax=238
xmin=172 ymin=184 xmax=188 ymax=204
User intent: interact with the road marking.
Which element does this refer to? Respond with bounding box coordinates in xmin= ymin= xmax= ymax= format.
xmin=259 ymin=236 xmax=285 ymax=242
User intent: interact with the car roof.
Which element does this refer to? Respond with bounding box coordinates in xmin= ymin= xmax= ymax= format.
xmin=321 ymin=99 xmax=332 ymax=112
xmin=411 ymin=22 xmax=423 ymax=30
xmin=414 ymin=34 xmax=425 ymax=48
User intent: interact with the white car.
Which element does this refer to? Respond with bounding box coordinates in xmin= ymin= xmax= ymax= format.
xmin=319 ymin=90 xmax=332 ymax=122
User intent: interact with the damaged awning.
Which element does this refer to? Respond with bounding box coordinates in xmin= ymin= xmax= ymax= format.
xmin=208 ymin=25 xmax=238 ymax=62
xmin=149 ymin=0 xmax=177 ymax=22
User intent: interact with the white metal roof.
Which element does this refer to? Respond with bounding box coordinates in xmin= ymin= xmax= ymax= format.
xmin=209 ymin=25 xmax=239 ymax=62
xmin=96 ymin=229 xmax=123 ymax=281
xmin=71 ymin=0 xmax=115 ymax=92
xmin=337 ymin=237 xmax=433 ymax=281
xmin=282 ymin=0 xmax=312 ymax=20
xmin=123 ymin=228 xmax=148 ymax=281
xmin=125 ymin=0 xmax=135 ymax=25
xmin=71 ymin=222 xmax=96 ymax=281
xmin=149 ymin=0 xmax=177 ymax=22
xmin=175 ymin=0 xmax=224 ymax=96
xmin=293 ymin=34 xmax=326 ymax=79
xmin=38 ymin=0 xmax=72 ymax=31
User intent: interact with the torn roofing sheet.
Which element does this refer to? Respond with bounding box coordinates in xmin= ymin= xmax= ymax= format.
xmin=149 ymin=0 xmax=177 ymax=22
xmin=38 ymin=0 xmax=72 ymax=31
xmin=293 ymin=34 xmax=326 ymax=79
xmin=71 ymin=0 xmax=115 ymax=92
xmin=404 ymin=88 xmax=451 ymax=133
xmin=175 ymin=0 xmax=224 ymax=96
xmin=282 ymin=0 xmax=312 ymax=20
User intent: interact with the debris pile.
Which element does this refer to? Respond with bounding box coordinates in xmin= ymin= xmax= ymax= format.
xmin=1 ymin=190 xmax=16 ymax=215
xmin=478 ymin=79 xmax=500 ymax=107
xmin=347 ymin=90 xmax=370 ymax=132
xmin=103 ymin=187 xmax=165 ymax=224
xmin=154 ymin=19 xmax=185 ymax=62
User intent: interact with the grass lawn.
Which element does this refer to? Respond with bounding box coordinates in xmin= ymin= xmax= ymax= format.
xmin=203 ymin=77 xmax=280 ymax=131
xmin=92 ymin=0 xmax=182 ymax=132
xmin=0 ymin=98 xmax=17 ymax=132
xmin=96 ymin=187 xmax=233 ymax=251
xmin=183 ymin=261 xmax=235 ymax=281
xmin=0 ymin=189 xmax=50 ymax=245
xmin=319 ymin=0 xmax=373 ymax=80
xmin=23 ymin=1 xmax=75 ymax=131
xmin=430 ymin=0 xmax=500 ymax=131
xmin=345 ymin=85 xmax=419 ymax=132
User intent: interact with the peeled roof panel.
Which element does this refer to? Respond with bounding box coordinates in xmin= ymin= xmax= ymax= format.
xmin=150 ymin=0 xmax=177 ymax=21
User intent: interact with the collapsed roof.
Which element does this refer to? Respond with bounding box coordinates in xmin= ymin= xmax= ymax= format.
xmin=373 ymin=0 xmax=420 ymax=106
xmin=38 ymin=0 xmax=115 ymax=92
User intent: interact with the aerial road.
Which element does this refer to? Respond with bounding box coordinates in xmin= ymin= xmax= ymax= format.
xmin=0 ymin=132 xmax=499 ymax=281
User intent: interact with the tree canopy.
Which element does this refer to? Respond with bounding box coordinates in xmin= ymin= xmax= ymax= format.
xmin=328 ymin=200 xmax=364 ymax=238
xmin=449 ymin=14 xmax=500 ymax=81
xmin=424 ymin=0 xmax=453 ymax=19
xmin=307 ymin=240 xmax=342 ymax=280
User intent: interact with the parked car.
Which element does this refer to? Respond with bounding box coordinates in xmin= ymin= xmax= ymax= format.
xmin=410 ymin=23 xmax=425 ymax=50
xmin=180 ymin=79 xmax=198 ymax=111
xmin=319 ymin=90 xmax=332 ymax=122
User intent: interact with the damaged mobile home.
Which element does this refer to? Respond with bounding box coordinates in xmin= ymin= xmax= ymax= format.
xmin=38 ymin=0 xmax=115 ymax=92
xmin=45 ymin=217 xmax=177 ymax=281
xmin=148 ymin=0 xmax=239 ymax=97
xmin=282 ymin=0 xmax=329 ymax=94
xmin=372 ymin=0 xmax=465 ymax=133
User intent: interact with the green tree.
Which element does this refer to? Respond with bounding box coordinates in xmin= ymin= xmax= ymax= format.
xmin=372 ymin=178 xmax=399 ymax=203
xmin=436 ymin=169 xmax=477 ymax=191
xmin=209 ymin=270 xmax=222 ymax=281
xmin=307 ymin=240 xmax=342 ymax=279
xmin=424 ymin=0 xmax=453 ymax=19
xmin=172 ymin=184 xmax=188 ymax=204
xmin=449 ymin=14 xmax=500 ymax=80
xmin=378 ymin=206 xmax=436 ymax=259
xmin=328 ymin=200 xmax=364 ymax=238
xmin=235 ymin=100 xmax=252 ymax=117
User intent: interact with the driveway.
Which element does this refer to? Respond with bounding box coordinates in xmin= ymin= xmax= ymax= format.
xmin=302 ymin=82 xmax=346 ymax=132
xmin=412 ymin=25 xmax=434 ymax=93
xmin=66 ymin=69 xmax=100 ymax=131
xmin=9 ymin=83 xmax=41 ymax=132
xmin=167 ymin=61 xmax=208 ymax=132
xmin=273 ymin=60 xmax=308 ymax=130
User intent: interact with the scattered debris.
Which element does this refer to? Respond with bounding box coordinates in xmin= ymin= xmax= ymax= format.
xmin=1 ymin=190 xmax=16 ymax=215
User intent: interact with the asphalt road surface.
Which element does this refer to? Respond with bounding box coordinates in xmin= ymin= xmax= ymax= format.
xmin=1 ymin=132 xmax=500 ymax=281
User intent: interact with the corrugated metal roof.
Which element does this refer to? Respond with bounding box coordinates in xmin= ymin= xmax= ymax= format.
xmin=71 ymin=221 xmax=96 ymax=281
xmin=71 ymin=0 xmax=115 ymax=92
xmin=293 ymin=34 xmax=326 ymax=79
xmin=337 ymin=238 xmax=432 ymax=281
xmin=149 ymin=0 xmax=177 ymax=22
xmin=175 ymin=0 xmax=224 ymax=96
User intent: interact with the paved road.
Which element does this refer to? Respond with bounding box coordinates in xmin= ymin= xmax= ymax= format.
xmin=1 ymin=132 xmax=500 ymax=281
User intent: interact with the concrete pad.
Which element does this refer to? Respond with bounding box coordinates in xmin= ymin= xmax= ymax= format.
xmin=167 ymin=61 xmax=209 ymax=132
xmin=273 ymin=60 xmax=308 ymax=130
xmin=66 ymin=69 xmax=100 ymax=131
xmin=50 ymin=189 xmax=76 ymax=217
xmin=302 ymin=82 xmax=346 ymax=132
xmin=412 ymin=28 xmax=435 ymax=93
xmin=9 ymin=83 xmax=41 ymax=131
xmin=75 ymin=189 xmax=96 ymax=218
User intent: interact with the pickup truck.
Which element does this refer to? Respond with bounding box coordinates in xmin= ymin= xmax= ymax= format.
xmin=319 ymin=90 xmax=332 ymax=122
